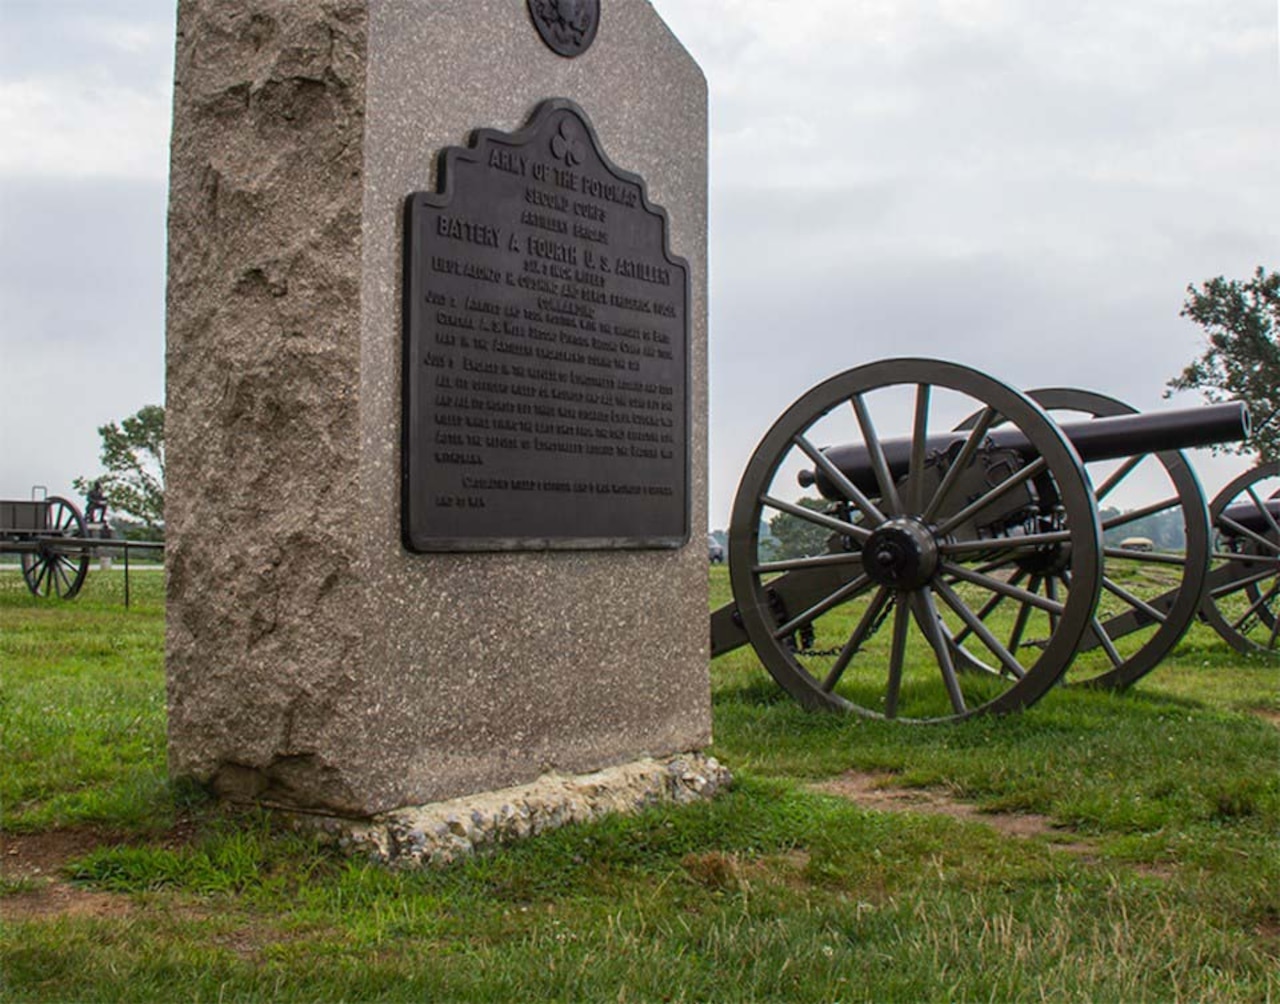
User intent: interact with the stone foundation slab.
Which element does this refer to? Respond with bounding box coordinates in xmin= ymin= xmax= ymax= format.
xmin=300 ymin=753 xmax=730 ymax=867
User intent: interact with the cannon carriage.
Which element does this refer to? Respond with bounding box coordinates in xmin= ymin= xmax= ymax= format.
xmin=710 ymin=358 xmax=1276 ymax=722
xmin=0 ymin=493 xmax=92 ymax=599
xmin=1 ymin=488 xmax=163 ymax=603
xmin=1201 ymin=463 xmax=1280 ymax=653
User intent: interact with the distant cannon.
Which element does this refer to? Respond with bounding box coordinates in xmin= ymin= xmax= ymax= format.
xmin=1 ymin=489 xmax=163 ymax=602
xmin=1200 ymin=463 xmax=1280 ymax=653
xmin=0 ymin=494 xmax=91 ymax=598
xmin=710 ymin=359 xmax=1266 ymax=723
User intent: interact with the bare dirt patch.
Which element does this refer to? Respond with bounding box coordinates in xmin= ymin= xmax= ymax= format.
xmin=1256 ymin=911 xmax=1280 ymax=945
xmin=811 ymin=771 xmax=1096 ymax=856
xmin=1 ymin=880 xmax=134 ymax=921
xmin=5 ymin=827 xmax=119 ymax=879
xmin=1 ymin=820 xmax=200 ymax=922
xmin=1252 ymin=708 xmax=1280 ymax=729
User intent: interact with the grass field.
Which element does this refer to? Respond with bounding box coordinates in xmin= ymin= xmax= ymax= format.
xmin=2 ymin=565 xmax=1278 ymax=1002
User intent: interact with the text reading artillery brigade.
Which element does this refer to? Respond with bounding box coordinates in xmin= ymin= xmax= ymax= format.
xmin=403 ymin=100 xmax=691 ymax=551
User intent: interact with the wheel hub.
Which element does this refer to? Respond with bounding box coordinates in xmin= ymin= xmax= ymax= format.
xmin=863 ymin=518 xmax=939 ymax=589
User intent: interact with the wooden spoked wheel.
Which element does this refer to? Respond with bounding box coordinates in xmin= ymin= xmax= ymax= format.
xmin=727 ymin=358 xmax=1103 ymax=722
xmin=956 ymin=388 xmax=1210 ymax=690
xmin=20 ymin=496 xmax=89 ymax=599
xmin=1202 ymin=463 xmax=1280 ymax=653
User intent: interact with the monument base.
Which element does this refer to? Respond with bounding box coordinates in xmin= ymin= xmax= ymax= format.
xmin=295 ymin=754 xmax=731 ymax=867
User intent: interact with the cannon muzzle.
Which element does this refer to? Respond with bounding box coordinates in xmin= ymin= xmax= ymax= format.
xmin=800 ymin=401 xmax=1250 ymax=498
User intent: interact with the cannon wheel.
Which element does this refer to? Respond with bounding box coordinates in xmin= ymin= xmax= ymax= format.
xmin=727 ymin=358 xmax=1103 ymax=722
xmin=20 ymin=496 xmax=89 ymax=600
xmin=954 ymin=388 xmax=1210 ymax=689
xmin=1202 ymin=463 xmax=1280 ymax=653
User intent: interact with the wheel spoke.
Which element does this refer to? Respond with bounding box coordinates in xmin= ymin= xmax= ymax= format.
xmin=850 ymin=393 xmax=903 ymax=516
xmin=1245 ymin=485 xmax=1280 ymax=539
xmin=934 ymin=578 xmax=1026 ymax=679
xmin=907 ymin=384 xmax=932 ymax=514
xmin=946 ymin=640 xmax=1008 ymax=678
xmin=1045 ymin=575 xmax=1060 ymax=634
xmin=1093 ymin=453 xmax=1148 ymax=503
xmin=1100 ymin=576 xmax=1172 ymax=622
xmin=938 ymin=529 xmax=1072 ymax=555
xmin=1267 ymin=602 xmax=1280 ymax=650
xmin=1100 ymin=496 xmax=1183 ymax=532
xmin=912 ymin=590 xmax=966 ymax=715
xmin=1209 ymin=550 xmax=1280 ymax=566
xmin=1088 ymin=618 xmax=1125 ymax=668
xmin=53 ymin=557 xmax=73 ymax=596
xmin=1008 ymin=577 xmax=1038 ymax=654
xmin=1259 ymin=614 xmax=1280 ymax=647
xmin=922 ymin=407 xmax=997 ymax=522
xmin=822 ymin=586 xmax=891 ymax=692
xmin=33 ymin=559 xmax=51 ymax=596
xmin=1216 ymin=515 xmax=1280 ymax=556
xmin=941 ymin=562 xmax=1067 ymax=615
xmin=754 ymin=551 xmax=865 ymax=574
xmin=883 ymin=595 xmax=911 ymax=719
xmin=935 ymin=457 xmax=1049 ymax=537
xmin=792 ymin=433 xmax=886 ymax=526
xmin=761 ymin=494 xmax=871 ymax=543
xmin=1102 ymin=547 xmax=1187 ymax=568
xmin=1209 ymin=564 xmax=1280 ymax=599
xmin=1230 ymin=579 xmax=1280 ymax=632
xmin=972 ymin=557 xmax=1026 ymax=576
xmin=951 ymin=569 xmax=1024 ymax=645
xmin=771 ymin=573 xmax=874 ymax=641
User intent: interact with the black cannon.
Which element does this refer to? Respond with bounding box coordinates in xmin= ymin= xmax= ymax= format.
xmin=710 ymin=359 xmax=1262 ymax=722
xmin=798 ymin=404 xmax=1246 ymax=500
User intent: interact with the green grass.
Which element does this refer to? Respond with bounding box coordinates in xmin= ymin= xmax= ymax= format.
xmin=1 ymin=567 xmax=169 ymax=832
xmin=2 ymin=565 xmax=1278 ymax=1002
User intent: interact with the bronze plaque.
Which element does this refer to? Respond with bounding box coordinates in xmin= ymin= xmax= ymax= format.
xmin=403 ymin=99 xmax=690 ymax=552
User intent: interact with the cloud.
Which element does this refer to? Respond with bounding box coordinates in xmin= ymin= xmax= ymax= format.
xmin=0 ymin=78 xmax=171 ymax=180
xmin=655 ymin=0 xmax=1280 ymax=524
xmin=0 ymin=177 xmax=167 ymax=498
xmin=0 ymin=2 xmax=174 ymax=180
xmin=0 ymin=0 xmax=1275 ymax=524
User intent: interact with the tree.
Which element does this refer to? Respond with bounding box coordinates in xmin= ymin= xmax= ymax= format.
xmin=763 ymin=496 xmax=834 ymax=561
xmin=1167 ymin=266 xmax=1280 ymax=460
xmin=74 ymin=404 xmax=165 ymax=531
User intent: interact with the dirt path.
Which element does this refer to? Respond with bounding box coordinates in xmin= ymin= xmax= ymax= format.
xmin=810 ymin=770 xmax=1102 ymax=857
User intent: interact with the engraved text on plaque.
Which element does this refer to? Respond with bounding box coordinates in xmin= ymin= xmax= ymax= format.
xmin=403 ymin=100 xmax=691 ymax=551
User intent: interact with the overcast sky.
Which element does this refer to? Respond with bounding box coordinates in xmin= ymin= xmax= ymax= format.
xmin=0 ymin=0 xmax=1276 ymax=529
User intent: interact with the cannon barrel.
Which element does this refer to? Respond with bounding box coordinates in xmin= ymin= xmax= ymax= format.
xmin=800 ymin=401 xmax=1250 ymax=498
xmin=1218 ymin=495 xmax=1280 ymax=537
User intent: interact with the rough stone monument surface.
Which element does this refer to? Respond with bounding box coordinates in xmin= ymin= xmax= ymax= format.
xmin=165 ymin=0 xmax=714 ymax=835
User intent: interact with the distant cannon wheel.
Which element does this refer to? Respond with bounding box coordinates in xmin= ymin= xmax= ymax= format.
xmin=20 ymin=496 xmax=89 ymax=599
xmin=727 ymin=358 xmax=1102 ymax=722
xmin=1202 ymin=463 xmax=1280 ymax=653
xmin=955 ymin=388 xmax=1210 ymax=690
